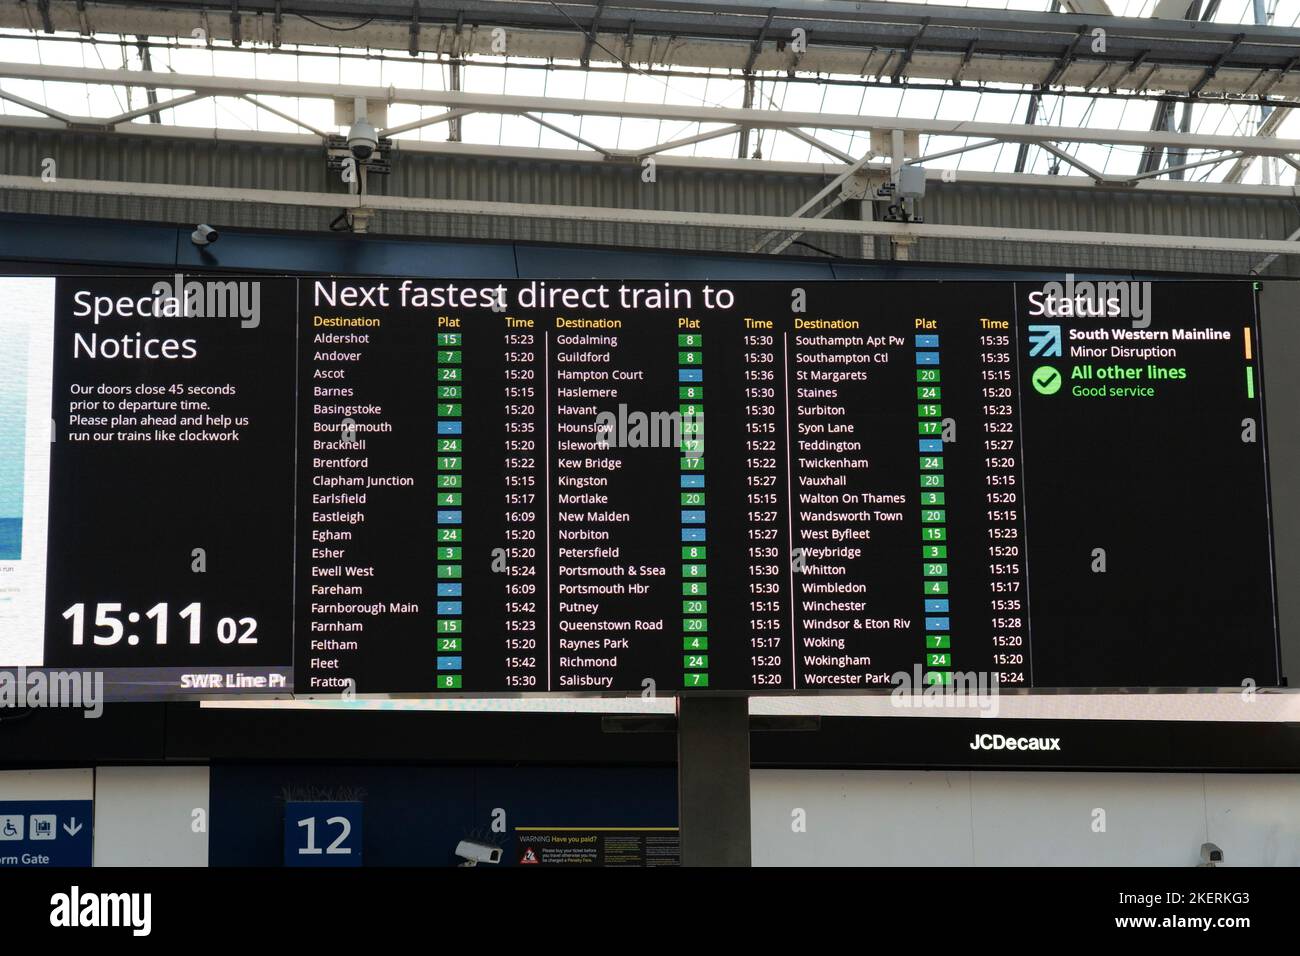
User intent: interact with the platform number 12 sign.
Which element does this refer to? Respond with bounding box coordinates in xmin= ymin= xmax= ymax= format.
xmin=284 ymin=802 xmax=362 ymax=867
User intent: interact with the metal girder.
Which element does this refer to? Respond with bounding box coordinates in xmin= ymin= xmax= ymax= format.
xmin=16 ymin=0 xmax=1299 ymax=51
xmin=579 ymin=0 xmax=605 ymax=68
xmin=1224 ymin=86 xmax=1291 ymax=183
xmin=1014 ymin=92 xmax=1044 ymax=174
xmin=1037 ymin=142 xmax=1107 ymax=182
xmin=752 ymin=152 xmax=877 ymax=253
xmin=1042 ymin=25 xmax=1091 ymax=89
xmin=1190 ymin=33 xmax=1245 ymax=97
xmin=891 ymin=17 xmax=930 ymax=83
xmin=742 ymin=8 xmax=774 ymax=75
xmin=782 ymin=128 xmax=855 ymax=164
xmin=952 ymin=37 xmax=978 ymax=85
xmin=4 ymin=112 xmax=1297 ymax=202
xmin=642 ymin=124 xmax=746 ymax=158
xmin=1139 ymin=100 xmax=1177 ymax=174
xmin=4 ymin=171 xmax=1300 ymax=257
xmin=1253 ymin=222 xmax=1300 ymax=273
xmin=738 ymin=77 xmax=753 ymax=160
xmin=35 ymin=0 xmax=55 ymax=34
xmin=908 ymin=138 xmax=1001 ymax=166
xmin=6 ymin=0 xmax=1300 ymax=97
xmin=448 ymin=57 xmax=462 ymax=142
xmin=382 ymin=107 xmax=473 ymax=138
xmin=517 ymin=113 xmax=612 ymax=156
xmin=1139 ymin=0 xmax=1209 ymax=179
xmin=227 ymin=0 xmax=241 ymax=48
xmin=103 ymin=90 xmax=210 ymax=126
xmin=4 ymin=60 xmax=1300 ymax=160
xmin=406 ymin=0 xmax=419 ymax=56
xmin=133 ymin=33 xmax=160 ymax=124
xmin=1126 ymin=149 xmax=1244 ymax=182
xmin=0 ymin=86 xmax=77 ymax=124
xmin=240 ymin=93 xmax=327 ymax=137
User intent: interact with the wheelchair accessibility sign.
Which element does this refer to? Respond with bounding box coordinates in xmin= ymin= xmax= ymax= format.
xmin=0 ymin=801 xmax=93 ymax=866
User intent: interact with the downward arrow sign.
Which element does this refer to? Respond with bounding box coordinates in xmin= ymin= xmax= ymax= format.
xmin=63 ymin=818 xmax=82 ymax=837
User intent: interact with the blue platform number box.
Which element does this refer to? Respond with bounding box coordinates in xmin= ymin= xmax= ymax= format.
xmin=284 ymin=802 xmax=362 ymax=867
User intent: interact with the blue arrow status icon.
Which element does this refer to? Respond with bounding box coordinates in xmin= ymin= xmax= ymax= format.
xmin=1028 ymin=324 xmax=1063 ymax=358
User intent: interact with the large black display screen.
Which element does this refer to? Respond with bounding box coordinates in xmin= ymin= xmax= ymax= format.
xmin=0 ymin=275 xmax=1280 ymax=697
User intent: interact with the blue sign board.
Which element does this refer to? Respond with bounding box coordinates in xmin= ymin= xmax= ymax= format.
xmin=215 ymin=767 xmax=675 ymax=866
xmin=0 ymin=800 xmax=93 ymax=867
xmin=283 ymin=801 xmax=362 ymax=867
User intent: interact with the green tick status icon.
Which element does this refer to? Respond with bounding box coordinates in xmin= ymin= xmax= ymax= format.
xmin=1031 ymin=365 xmax=1062 ymax=395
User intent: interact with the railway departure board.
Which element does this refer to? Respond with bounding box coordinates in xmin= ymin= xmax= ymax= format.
xmin=0 ymin=275 xmax=1281 ymax=698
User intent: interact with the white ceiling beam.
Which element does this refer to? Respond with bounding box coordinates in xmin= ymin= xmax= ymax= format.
xmin=516 ymin=113 xmax=613 ymax=157
xmin=906 ymin=138 xmax=1001 ymax=165
xmin=102 ymin=90 xmax=210 ymax=125
xmin=381 ymin=108 xmax=474 ymax=138
xmin=0 ymin=86 xmax=78 ymax=124
xmin=3 ymin=61 xmax=1300 ymax=157
xmin=241 ymin=94 xmax=329 ymax=138
xmin=1126 ymin=149 xmax=1244 ymax=181
xmin=0 ymin=113 xmax=1295 ymax=200
xmin=639 ymin=124 xmax=747 ymax=157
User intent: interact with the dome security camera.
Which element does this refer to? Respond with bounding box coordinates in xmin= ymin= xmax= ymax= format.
xmin=191 ymin=224 xmax=219 ymax=246
xmin=347 ymin=118 xmax=379 ymax=162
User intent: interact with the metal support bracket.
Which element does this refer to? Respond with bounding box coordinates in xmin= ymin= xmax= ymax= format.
xmin=581 ymin=0 xmax=606 ymax=68
xmin=744 ymin=8 xmax=776 ymax=74
xmin=408 ymin=1 xmax=421 ymax=57
xmin=229 ymin=0 xmax=241 ymax=48
xmin=892 ymin=16 xmax=930 ymax=82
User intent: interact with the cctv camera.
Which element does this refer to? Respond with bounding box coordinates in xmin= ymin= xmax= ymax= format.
xmin=898 ymin=165 xmax=927 ymax=201
xmin=1199 ymin=842 xmax=1223 ymax=866
xmin=455 ymin=839 xmax=503 ymax=866
xmin=348 ymin=118 xmax=379 ymax=162
xmin=191 ymin=224 xmax=219 ymax=246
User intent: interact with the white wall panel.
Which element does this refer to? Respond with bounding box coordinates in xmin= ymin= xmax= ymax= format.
xmin=1203 ymin=774 xmax=1300 ymax=868
xmin=969 ymin=772 xmax=1207 ymax=867
xmin=0 ymin=767 xmax=92 ymax=800
xmin=752 ymin=769 xmax=974 ymax=866
xmin=754 ymin=769 xmax=1300 ymax=867
xmin=93 ymin=766 xmax=209 ymax=867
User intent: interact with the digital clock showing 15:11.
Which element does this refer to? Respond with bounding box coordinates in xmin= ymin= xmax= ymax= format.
xmin=61 ymin=602 xmax=258 ymax=647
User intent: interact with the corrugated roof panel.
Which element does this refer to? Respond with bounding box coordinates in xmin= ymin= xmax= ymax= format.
xmin=1 ymin=127 xmax=1296 ymax=275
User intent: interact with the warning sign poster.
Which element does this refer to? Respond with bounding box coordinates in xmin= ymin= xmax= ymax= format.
xmin=514 ymin=828 xmax=680 ymax=867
